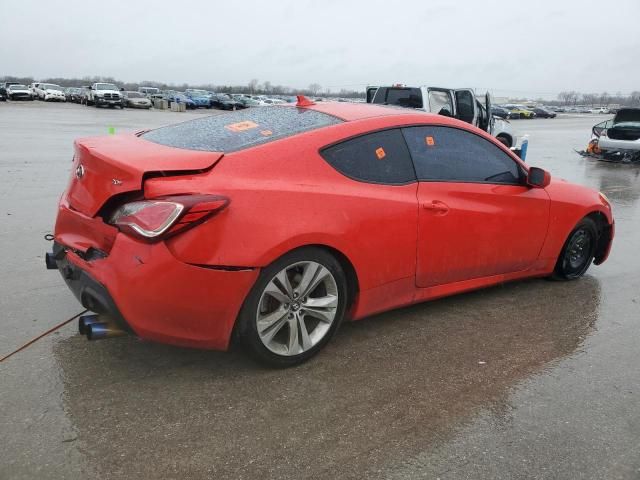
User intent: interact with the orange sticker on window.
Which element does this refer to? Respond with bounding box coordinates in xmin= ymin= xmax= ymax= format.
xmin=225 ymin=121 xmax=259 ymax=132
xmin=260 ymin=129 xmax=273 ymax=136
xmin=425 ymin=136 xmax=435 ymax=146
xmin=375 ymin=147 xmax=386 ymax=159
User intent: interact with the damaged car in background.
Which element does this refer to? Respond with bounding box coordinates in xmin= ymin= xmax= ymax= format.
xmin=581 ymin=108 xmax=640 ymax=163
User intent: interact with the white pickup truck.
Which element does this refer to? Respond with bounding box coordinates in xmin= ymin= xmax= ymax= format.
xmin=85 ymin=82 xmax=125 ymax=108
xmin=367 ymin=85 xmax=521 ymax=154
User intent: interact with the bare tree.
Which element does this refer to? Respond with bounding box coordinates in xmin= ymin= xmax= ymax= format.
xmin=631 ymin=91 xmax=640 ymax=106
xmin=600 ymin=91 xmax=610 ymax=106
xmin=308 ymin=83 xmax=322 ymax=96
xmin=582 ymin=93 xmax=598 ymax=106
xmin=248 ymin=78 xmax=259 ymax=94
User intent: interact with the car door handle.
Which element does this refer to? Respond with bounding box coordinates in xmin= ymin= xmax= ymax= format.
xmin=423 ymin=200 xmax=450 ymax=214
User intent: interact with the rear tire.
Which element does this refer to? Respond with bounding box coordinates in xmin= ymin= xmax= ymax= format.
xmin=236 ymin=247 xmax=348 ymax=368
xmin=496 ymin=135 xmax=511 ymax=148
xmin=552 ymin=217 xmax=598 ymax=280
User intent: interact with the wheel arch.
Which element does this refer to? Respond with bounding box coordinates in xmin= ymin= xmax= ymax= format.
xmin=585 ymin=210 xmax=613 ymax=264
xmin=496 ymin=133 xmax=513 ymax=147
xmin=272 ymin=243 xmax=360 ymax=313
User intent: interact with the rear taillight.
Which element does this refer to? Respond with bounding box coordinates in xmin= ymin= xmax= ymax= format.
xmin=109 ymin=195 xmax=229 ymax=240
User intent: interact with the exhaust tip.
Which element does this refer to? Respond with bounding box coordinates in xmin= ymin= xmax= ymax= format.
xmin=87 ymin=322 xmax=126 ymax=341
xmin=79 ymin=314 xmax=101 ymax=335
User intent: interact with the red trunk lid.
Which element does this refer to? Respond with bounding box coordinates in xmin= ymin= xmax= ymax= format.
xmin=66 ymin=134 xmax=223 ymax=217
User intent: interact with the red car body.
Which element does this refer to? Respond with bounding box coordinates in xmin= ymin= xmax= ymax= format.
xmin=50 ymin=101 xmax=614 ymax=352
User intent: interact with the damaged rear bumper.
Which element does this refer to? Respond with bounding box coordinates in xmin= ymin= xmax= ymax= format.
xmin=47 ymin=227 xmax=259 ymax=350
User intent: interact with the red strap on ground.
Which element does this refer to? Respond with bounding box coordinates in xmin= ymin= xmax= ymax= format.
xmin=0 ymin=309 xmax=88 ymax=363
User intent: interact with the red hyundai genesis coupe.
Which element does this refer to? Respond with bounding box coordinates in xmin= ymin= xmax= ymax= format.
xmin=47 ymin=98 xmax=614 ymax=366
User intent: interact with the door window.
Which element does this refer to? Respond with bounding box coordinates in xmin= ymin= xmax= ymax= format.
xmin=320 ymin=129 xmax=416 ymax=184
xmin=455 ymin=90 xmax=475 ymax=123
xmin=428 ymin=90 xmax=454 ymax=116
xmin=402 ymin=126 xmax=522 ymax=184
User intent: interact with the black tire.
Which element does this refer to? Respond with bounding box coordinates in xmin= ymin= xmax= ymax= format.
xmin=496 ymin=135 xmax=511 ymax=148
xmin=236 ymin=247 xmax=348 ymax=368
xmin=552 ymin=217 xmax=598 ymax=280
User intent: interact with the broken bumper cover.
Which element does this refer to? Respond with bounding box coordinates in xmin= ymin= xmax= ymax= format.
xmin=48 ymin=234 xmax=259 ymax=350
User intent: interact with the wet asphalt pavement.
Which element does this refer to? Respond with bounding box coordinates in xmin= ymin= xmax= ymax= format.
xmin=1 ymin=102 xmax=639 ymax=479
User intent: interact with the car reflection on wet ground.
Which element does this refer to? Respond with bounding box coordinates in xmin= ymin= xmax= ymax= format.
xmin=1 ymin=104 xmax=639 ymax=479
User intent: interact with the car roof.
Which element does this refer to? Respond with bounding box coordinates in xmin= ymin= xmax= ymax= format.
xmin=304 ymin=101 xmax=414 ymax=121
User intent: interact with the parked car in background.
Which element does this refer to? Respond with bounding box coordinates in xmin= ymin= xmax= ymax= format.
xmin=123 ymin=91 xmax=152 ymax=109
xmin=491 ymin=106 xmax=513 ymax=119
xmin=28 ymin=82 xmax=41 ymax=99
xmin=165 ymin=91 xmax=196 ymax=109
xmin=504 ymin=105 xmax=536 ymax=119
xmin=184 ymin=89 xmax=212 ymax=108
xmin=65 ymin=87 xmax=83 ymax=103
xmin=597 ymin=108 xmax=640 ymax=152
xmin=85 ymin=83 xmax=124 ymax=108
xmin=138 ymin=86 xmax=160 ymax=97
xmin=48 ymin=100 xmax=614 ymax=366
xmin=33 ymin=83 xmax=66 ymax=102
xmin=211 ymin=93 xmax=243 ymax=110
xmin=6 ymin=84 xmax=33 ymax=100
xmin=530 ymin=107 xmax=556 ymax=118
xmin=262 ymin=98 xmax=287 ymax=105
xmin=1 ymin=82 xmax=22 ymax=98
xmin=236 ymin=97 xmax=264 ymax=107
xmin=595 ymin=107 xmax=610 ymax=114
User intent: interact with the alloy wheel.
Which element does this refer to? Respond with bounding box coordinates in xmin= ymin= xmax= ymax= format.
xmin=256 ymin=261 xmax=338 ymax=356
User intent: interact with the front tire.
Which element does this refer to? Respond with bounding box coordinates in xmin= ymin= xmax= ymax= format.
xmin=236 ymin=247 xmax=348 ymax=367
xmin=552 ymin=217 xmax=598 ymax=280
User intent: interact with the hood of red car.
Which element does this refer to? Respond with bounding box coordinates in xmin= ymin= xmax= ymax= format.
xmin=67 ymin=134 xmax=223 ymax=217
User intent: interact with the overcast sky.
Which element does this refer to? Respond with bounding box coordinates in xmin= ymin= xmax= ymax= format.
xmin=2 ymin=0 xmax=639 ymax=98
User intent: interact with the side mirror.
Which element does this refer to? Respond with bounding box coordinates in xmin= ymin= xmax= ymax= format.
xmin=527 ymin=167 xmax=551 ymax=188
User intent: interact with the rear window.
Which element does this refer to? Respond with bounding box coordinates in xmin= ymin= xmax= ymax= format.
xmin=372 ymin=87 xmax=423 ymax=109
xmin=142 ymin=107 xmax=342 ymax=152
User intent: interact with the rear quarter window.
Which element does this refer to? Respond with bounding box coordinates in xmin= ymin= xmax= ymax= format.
xmin=142 ymin=107 xmax=342 ymax=152
xmin=320 ymin=129 xmax=416 ymax=185
xmin=372 ymin=88 xmax=423 ymax=109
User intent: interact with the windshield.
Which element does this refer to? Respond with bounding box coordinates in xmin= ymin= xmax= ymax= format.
xmin=189 ymin=90 xmax=209 ymax=96
xmin=127 ymin=92 xmax=143 ymax=98
xmin=9 ymin=85 xmax=27 ymax=90
xmin=217 ymin=94 xmax=232 ymax=100
xmin=95 ymin=83 xmax=118 ymax=91
xmin=41 ymin=84 xmax=62 ymax=90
